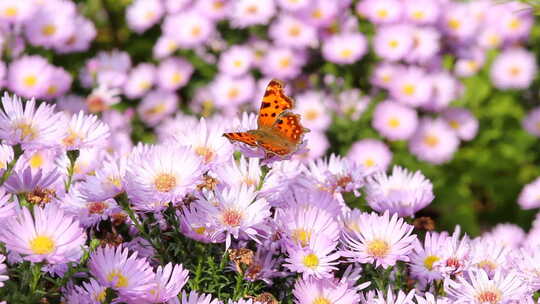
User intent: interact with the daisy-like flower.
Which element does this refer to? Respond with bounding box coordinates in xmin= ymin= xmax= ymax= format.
xmin=403 ymin=0 xmax=439 ymax=24
xmin=295 ymin=91 xmax=332 ymax=131
xmin=269 ymin=15 xmax=318 ymax=49
xmin=433 ymin=227 xmax=471 ymax=277
xmin=442 ymin=108 xmax=478 ymax=141
xmin=43 ymin=66 xmax=72 ymax=99
xmin=469 ymin=237 xmax=510 ymax=277
xmin=372 ymin=100 xmax=418 ymax=141
xmin=196 ymin=185 xmax=270 ymax=249
xmin=231 ymin=0 xmax=275 ymax=28
xmin=293 ymin=276 xmax=360 ymax=304
xmin=163 ymin=10 xmax=213 ymax=48
xmin=24 ymin=2 xmax=75 ymax=49
xmin=366 ymin=166 xmax=434 ymax=217
xmin=56 ymin=15 xmax=96 ymax=54
xmin=522 ymin=107 xmax=540 ymax=137
xmin=0 ymin=0 xmax=35 ymax=24
xmin=342 ymin=211 xmax=416 ymax=269
xmin=347 ymin=139 xmax=392 ymax=172
xmin=212 ymin=156 xmax=262 ymax=190
xmin=8 ymin=55 xmax=53 ymax=99
xmin=322 ymin=32 xmax=368 ymax=65
xmin=79 ymin=155 xmax=125 ymax=201
xmin=156 ymin=57 xmax=194 ymax=91
xmin=211 ymin=75 xmax=255 ymax=110
xmin=390 ymin=67 xmax=432 ymax=107
xmin=124 ymin=63 xmax=156 ymax=99
xmin=195 ymin=0 xmax=230 ymax=21
xmin=517 ymin=177 xmax=540 ymax=210
xmin=261 ymin=47 xmax=305 ymax=80
xmin=409 ymin=232 xmax=448 ymax=285
xmin=181 ymin=291 xmax=221 ymax=304
xmin=485 ymin=223 xmax=525 ymax=249
xmin=284 ymin=234 xmax=340 ymax=279
xmin=85 ymin=84 xmax=121 ymax=113
xmin=423 ymin=71 xmax=462 ymax=112
xmin=88 ymin=245 xmax=155 ymax=301
xmin=125 ymin=144 xmax=204 ymax=209
xmin=336 ymin=89 xmax=370 ymax=121
xmin=5 ymin=166 xmax=62 ymax=195
xmin=137 ymin=90 xmax=178 ymax=127
xmin=373 ymin=24 xmax=413 ymax=62
xmin=0 ymin=203 xmax=86 ymax=264
xmin=490 ymin=48 xmax=536 ymax=90
xmin=144 ymin=263 xmax=189 ymax=303
xmin=371 ymin=63 xmax=405 ymax=89
xmin=277 ymin=0 xmax=311 ymax=12
xmin=408 ymin=118 xmax=459 ymax=165
xmin=442 ymin=3 xmax=478 ymax=41
xmin=356 ymin=0 xmax=403 ymax=24
xmin=405 ymin=26 xmax=440 ymax=64
xmin=126 ymin=0 xmax=164 ymax=33
xmin=445 ymin=269 xmax=527 ymax=304
xmin=0 ymin=93 xmax=66 ymax=149
xmin=218 ymin=46 xmax=253 ymax=77
xmin=306 ymin=154 xmax=367 ymax=197
xmin=61 ymin=111 xmax=110 ymax=150
xmin=62 ymin=279 xmax=107 ymax=304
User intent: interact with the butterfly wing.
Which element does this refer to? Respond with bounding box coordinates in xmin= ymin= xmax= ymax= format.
xmin=257 ymin=79 xmax=294 ymax=128
xmin=271 ymin=112 xmax=310 ymax=146
xmin=223 ymin=132 xmax=258 ymax=147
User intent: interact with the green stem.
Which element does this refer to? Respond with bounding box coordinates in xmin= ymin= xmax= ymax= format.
xmin=0 ymin=144 xmax=22 ymax=186
xmin=65 ymin=150 xmax=80 ymax=192
xmin=30 ymin=262 xmax=42 ymax=293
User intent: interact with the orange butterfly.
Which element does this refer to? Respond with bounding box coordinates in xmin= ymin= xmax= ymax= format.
xmin=223 ymin=79 xmax=310 ymax=157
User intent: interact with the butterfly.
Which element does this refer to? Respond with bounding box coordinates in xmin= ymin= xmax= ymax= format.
xmin=223 ymin=79 xmax=310 ymax=158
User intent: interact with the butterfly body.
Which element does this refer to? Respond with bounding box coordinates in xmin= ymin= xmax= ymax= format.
xmin=224 ymin=79 xmax=309 ymax=157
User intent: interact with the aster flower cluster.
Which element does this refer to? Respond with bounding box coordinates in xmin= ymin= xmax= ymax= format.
xmin=0 ymin=92 xmax=538 ymax=303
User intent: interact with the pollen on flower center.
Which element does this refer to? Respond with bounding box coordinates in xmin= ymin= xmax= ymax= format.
xmin=107 ymin=270 xmax=129 ymax=288
xmin=246 ymin=5 xmax=258 ymax=14
xmin=154 ymin=173 xmax=177 ymax=192
xmin=509 ymin=18 xmax=521 ymax=30
xmin=145 ymin=103 xmax=167 ymax=116
xmin=446 ymin=257 xmax=461 ymax=269
xmin=279 ymin=57 xmax=291 ymax=68
xmin=388 ymin=117 xmax=400 ymax=128
xmin=94 ymin=290 xmax=106 ymax=302
xmin=302 ymin=253 xmax=319 ymax=269
xmin=340 ymin=49 xmax=353 ymax=58
xmin=195 ymin=146 xmax=216 ymax=163
xmin=423 ymin=135 xmax=439 ymax=147
xmin=477 ymin=259 xmax=497 ymax=272
xmin=476 ymin=290 xmax=501 ymax=304
xmin=63 ymin=131 xmax=81 ymax=148
xmin=412 ymin=11 xmax=425 ymax=20
xmin=171 ymin=72 xmax=183 ymax=84
xmin=402 ymin=84 xmax=416 ymax=96
xmin=423 ymin=255 xmax=440 ymax=270
xmin=228 ymin=87 xmax=239 ymax=99
xmin=292 ymin=228 xmax=312 ymax=246
xmin=509 ymin=66 xmax=521 ymax=76
xmin=29 ymin=235 xmax=55 ymax=254
xmin=312 ymin=9 xmax=323 ymax=19
xmin=376 ymin=9 xmax=388 ymax=19
xmin=29 ymin=153 xmax=44 ymax=169
xmin=88 ymin=201 xmax=107 ymax=214
xmin=191 ymin=25 xmax=201 ymax=37
xmin=222 ymin=209 xmax=243 ymax=227
xmin=364 ymin=158 xmax=375 ymax=167
xmin=388 ymin=40 xmax=399 ymax=48
xmin=42 ymin=24 xmax=57 ymax=36
xmin=367 ymin=239 xmax=390 ymax=258
xmin=23 ymin=75 xmax=38 ymax=88
xmin=288 ymin=26 xmax=301 ymax=37
xmin=15 ymin=121 xmax=37 ymax=140
xmin=313 ymin=296 xmax=331 ymax=304
xmin=448 ymin=19 xmax=461 ymax=30
xmin=305 ymin=109 xmax=320 ymax=121
xmin=449 ymin=120 xmax=460 ymax=129
xmin=4 ymin=7 xmax=17 ymax=17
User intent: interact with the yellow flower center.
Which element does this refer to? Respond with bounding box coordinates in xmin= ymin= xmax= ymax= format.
xmin=376 ymin=9 xmax=388 ymax=19
xmin=154 ymin=173 xmax=177 ymax=192
xmin=476 ymin=290 xmax=501 ymax=304
xmin=108 ymin=176 xmax=122 ymax=188
xmin=367 ymin=239 xmax=390 ymax=258
xmin=279 ymin=57 xmax=291 ymax=68
xmin=233 ymin=60 xmax=243 ymax=68
xmin=509 ymin=18 xmax=521 ymax=30
xmin=242 ymin=176 xmax=258 ymax=187
xmin=288 ymin=25 xmax=301 ymax=37
xmin=29 ymin=235 xmax=55 ymax=254
xmin=222 ymin=209 xmax=243 ymax=227
xmin=3 ymin=7 xmax=17 ymax=17
xmin=364 ymin=158 xmax=375 ymax=167
xmin=145 ymin=11 xmax=156 ymax=21
xmin=246 ymin=5 xmax=258 ymax=14
xmin=227 ymin=87 xmax=239 ymax=99
xmin=412 ymin=10 xmax=425 ymax=20
xmin=106 ymin=270 xmax=128 ymax=288
xmin=340 ymin=49 xmax=353 ymax=58
xmin=423 ymin=255 xmax=440 ymax=270
xmin=305 ymin=109 xmax=319 ymax=121
xmin=488 ymin=34 xmax=500 ymax=47
xmin=47 ymin=85 xmax=58 ymax=95
xmin=42 ymin=24 xmax=56 ymax=36
xmin=62 ymin=131 xmax=81 ymax=148
xmin=449 ymin=120 xmax=460 ymax=129
xmin=302 ymin=253 xmax=319 ymax=269
xmin=144 ymin=103 xmax=167 ymax=116
xmin=193 ymin=226 xmax=206 ymax=234
xmin=138 ymin=81 xmax=151 ymax=90
xmin=423 ymin=135 xmax=439 ymax=147
xmin=93 ymin=290 xmax=106 ymax=302
xmin=388 ymin=40 xmax=399 ymax=48
xmin=402 ymin=84 xmax=416 ymax=96
xmin=388 ymin=117 xmax=400 ymax=128
xmin=23 ymin=75 xmax=38 ymax=88
xmin=313 ymin=297 xmax=331 ymax=304
xmin=29 ymin=153 xmax=44 ymax=169
xmin=448 ymin=19 xmax=461 ymax=30
xmin=191 ymin=25 xmax=201 ymax=37
xmin=171 ymin=72 xmax=183 ymax=84
xmin=509 ymin=66 xmax=521 ymax=77
xmin=477 ymin=259 xmax=497 ymax=272
xmin=15 ymin=122 xmax=37 ymax=140
xmin=292 ymin=228 xmax=311 ymax=247
xmin=312 ymin=9 xmax=323 ymax=19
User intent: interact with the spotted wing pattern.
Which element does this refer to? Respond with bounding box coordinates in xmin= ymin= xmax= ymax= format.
xmin=257 ymin=79 xmax=294 ymax=128
xmin=272 ymin=112 xmax=309 ymax=145
xmin=223 ymin=132 xmax=258 ymax=147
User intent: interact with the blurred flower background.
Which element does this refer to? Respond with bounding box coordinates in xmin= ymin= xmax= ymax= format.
xmin=0 ymin=0 xmax=539 ymax=303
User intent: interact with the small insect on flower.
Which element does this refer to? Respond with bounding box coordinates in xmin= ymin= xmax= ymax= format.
xmin=223 ymin=79 xmax=310 ymax=160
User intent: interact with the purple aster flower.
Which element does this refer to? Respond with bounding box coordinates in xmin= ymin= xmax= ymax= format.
xmin=293 ymin=276 xmax=360 ymax=304
xmin=137 ymin=90 xmax=178 ymax=127
xmin=195 ymin=185 xmax=270 ymax=249
xmin=124 ymin=63 xmax=156 ymax=99
xmin=125 ymin=144 xmax=204 ymax=210
xmin=409 ymin=232 xmax=448 ymax=285
xmin=43 ymin=67 xmax=72 ymax=99
xmin=86 ymin=85 xmax=121 ymax=113
xmin=5 ymin=166 xmax=62 ymax=195
xmin=231 ymin=0 xmax=275 ymax=28
xmin=485 ymin=223 xmax=525 ymax=249
xmin=433 ymin=226 xmax=471 ymax=277
xmin=163 ymin=10 xmax=214 ymax=48
xmin=179 ymin=205 xmax=218 ymax=244
xmin=195 ymin=0 xmax=230 ymax=21
xmin=336 ymin=89 xmax=370 ymax=121
xmin=218 ymin=46 xmax=254 ymax=77
xmin=88 ymin=245 xmax=155 ymax=302
xmin=24 ymin=2 xmax=75 ymax=49
xmin=82 ymin=50 xmax=131 ymax=89
xmin=212 ymin=156 xmax=262 ymax=190
xmin=408 ymin=118 xmax=460 ymax=165
xmin=487 ymin=2 xmax=533 ymax=43
xmin=306 ymin=154 xmax=367 ymax=197
xmin=145 ymin=263 xmax=189 ymax=303
xmin=62 ymin=279 xmax=107 ymax=303
xmin=421 ymin=71 xmax=462 ymax=112
xmin=231 ymin=247 xmax=284 ymax=284
xmin=0 ymin=203 xmax=86 ymax=264
xmin=63 ymin=185 xmax=119 ymax=228
xmin=366 ymin=166 xmax=434 ymax=217
xmin=371 ymin=63 xmax=405 ymax=89
xmin=469 ymin=236 xmax=510 ymax=277
xmin=402 ymin=0 xmax=440 ymax=24
xmin=322 ymin=32 xmax=368 ymax=65
xmin=372 ymin=100 xmax=418 ymax=141
xmin=373 ymin=24 xmax=414 ymax=62
xmin=156 ymin=57 xmax=194 ymax=91
xmin=445 ymin=269 xmax=527 ymax=304
xmin=284 ymin=233 xmax=340 ymax=279
xmin=389 ymin=67 xmax=432 ymax=107
xmin=442 ymin=108 xmax=478 ymax=141
xmin=8 ymin=55 xmax=53 ymax=98
xmin=405 ymin=26 xmax=440 ymax=64
xmin=261 ymin=47 xmax=305 ymax=80
xmin=347 ymin=139 xmax=392 ymax=172
xmin=0 ymin=187 xmax=16 ymax=224
xmin=523 ymin=107 xmax=540 ymax=137
xmin=0 ymin=1 xmax=35 ymax=24
xmin=517 ymin=177 xmax=540 ymax=210
xmin=342 ymin=211 xmax=416 ymax=269
xmin=356 ymin=0 xmax=403 ymax=24
xmin=211 ymin=75 xmax=255 ymax=110
xmin=269 ymin=15 xmax=318 ymax=49
xmin=55 ymin=16 xmax=96 ymax=54
xmin=442 ymin=3 xmax=478 ymax=41
xmin=61 ymin=111 xmax=110 ymax=150
xmin=126 ymin=0 xmax=164 ymax=33
xmin=300 ymin=0 xmax=340 ymax=27
xmin=490 ymin=48 xmax=536 ymax=90
xmin=153 ymin=36 xmax=179 ymax=59
xmin=295 ymin=91 xmax=332 ymax=131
